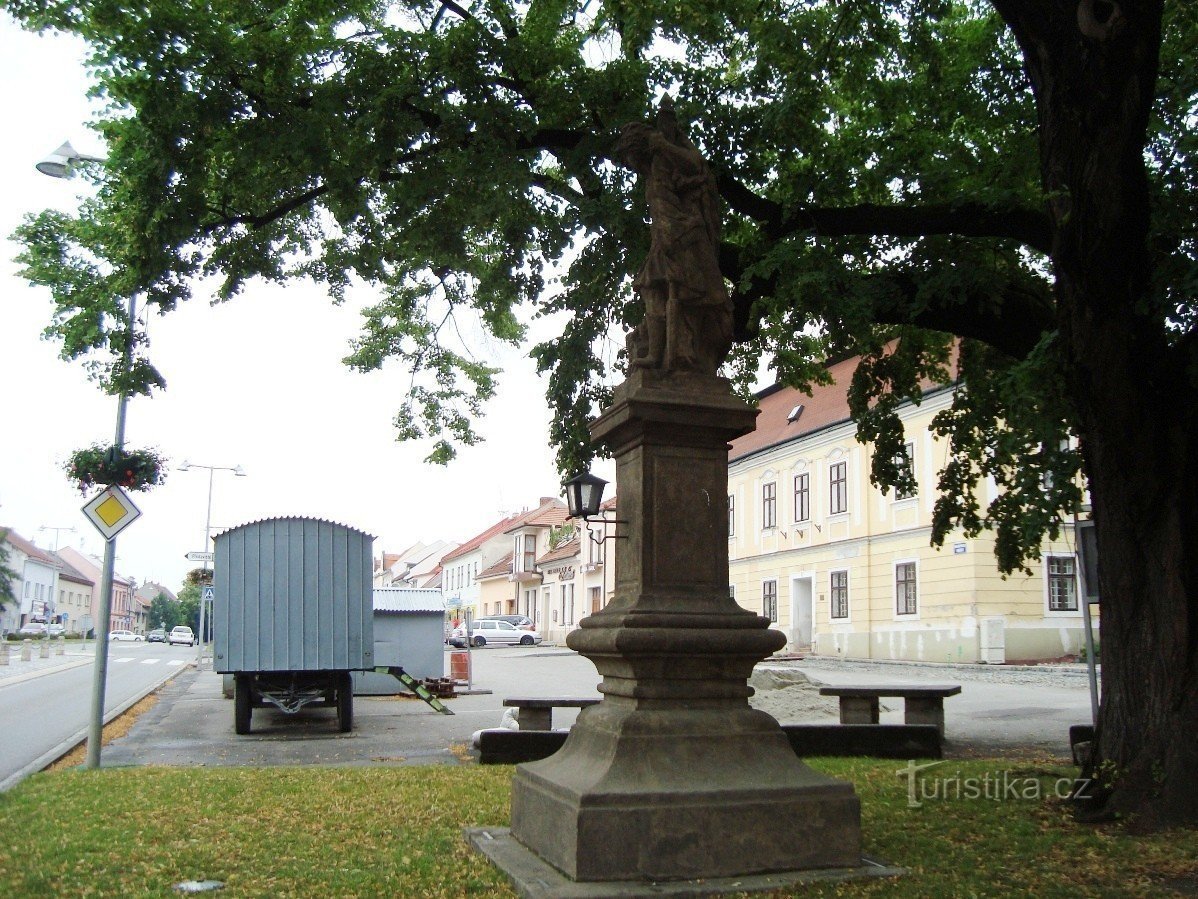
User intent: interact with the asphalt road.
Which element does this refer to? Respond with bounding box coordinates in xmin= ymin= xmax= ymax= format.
xmin=94 ymin=645 xmax=1094 ymax=771
xmin=0 ymin=640 xmax=192 ymax=788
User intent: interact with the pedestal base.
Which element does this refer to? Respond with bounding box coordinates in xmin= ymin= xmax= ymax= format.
xmin=511 ymin=699 xmax=861 ymax=882
xmin=468 ymin=827 xmax=901 ymax=898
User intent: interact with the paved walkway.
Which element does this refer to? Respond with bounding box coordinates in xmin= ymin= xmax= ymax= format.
xmin=0 ymin=641 xmax=94 ymax=686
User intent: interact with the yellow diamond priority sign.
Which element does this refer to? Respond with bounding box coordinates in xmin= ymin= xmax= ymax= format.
xmin=82 ymin=486 xmax=142 ymax=541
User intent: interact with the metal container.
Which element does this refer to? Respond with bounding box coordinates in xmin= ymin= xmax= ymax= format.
xmin=213 ymin=517 xmax=374 ymax=674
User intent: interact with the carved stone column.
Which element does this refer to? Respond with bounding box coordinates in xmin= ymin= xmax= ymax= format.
xmin=509 ymin=369 xmax=861 ymax=883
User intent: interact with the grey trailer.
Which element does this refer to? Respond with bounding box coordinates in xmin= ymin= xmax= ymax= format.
xmin=353 ymin=588 xmax=446 ymax=695
xmin=214 ymin=517 xmax=374 ymax=734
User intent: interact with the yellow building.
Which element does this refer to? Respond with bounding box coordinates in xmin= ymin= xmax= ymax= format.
xmin=728 ymin=355 xmax=1091 ymax=664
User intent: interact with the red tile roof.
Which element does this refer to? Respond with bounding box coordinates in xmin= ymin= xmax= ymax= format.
xmin=728 ymin=346 xmax=955 ymax=464
xmin=0 ymin=527 xmax=59 ymax=566
xmin=477 ymin=551 xmax=515 ymax=580
xmin=505 ymin=498 xmax=569 ymax=533
xmin=441 ymin=514 xmax=525 ymax=563
xmin=51 ymin=552 xmax=94 ymax=586
xmin=536 ymin=534 xmax=580 ymax=566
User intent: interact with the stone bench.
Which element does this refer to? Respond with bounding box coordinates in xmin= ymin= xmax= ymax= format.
xmin=818 ymin=684 xmax=961 ymax=736
xmin=479 ymin=723 xmax=941 ymax=765
xmin=502 ymin=697 xmax=601 ymax=731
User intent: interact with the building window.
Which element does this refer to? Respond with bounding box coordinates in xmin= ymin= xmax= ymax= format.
xmin=829 ymin=461 xmax=848 ymax=514
xmin=1048 ymin=556 xmax=1078 ymax=611
xmin=728 ymin=494 xmax=735 ymax=537
xmin=896 ymin=441 xmax=916 ymax=499
xmin=729 ymin=584 xmax=736 ymax=601
xmin=523 ymin=534 xmax=537 ymax=572
xmin=793 ymin=473 xmax=810 ymax=523
xmin=762 ymin=482 xmax=777 ymax=529
xmin=896 ymin=562 xmax=918 ymax=615
xmin=561 ymin=583 xmax=575 ymax=626
xmin=830 ymin=570 xmax=849 ymax=619
xmin=762 ymin=580 xmax=778 ymax=623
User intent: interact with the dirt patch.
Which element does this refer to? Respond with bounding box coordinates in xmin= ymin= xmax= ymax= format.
xmin=747 ymin=667 xmax=842 ymax=722
xmin=46 ymin=694 xmax=160 ymax=772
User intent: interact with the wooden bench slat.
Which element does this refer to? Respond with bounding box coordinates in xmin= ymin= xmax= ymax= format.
xmin=818 ymin=685 xmax=961 ymax=698
xmin=502 ymin=698 xmax=601 ymax=709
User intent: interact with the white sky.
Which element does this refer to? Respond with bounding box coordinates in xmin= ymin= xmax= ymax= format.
xmin=0 ymin=15 xmax=617 ymax=592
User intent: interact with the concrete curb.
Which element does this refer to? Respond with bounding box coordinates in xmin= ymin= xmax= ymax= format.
xmin=0 ymin=661 xmax=195 ymax=793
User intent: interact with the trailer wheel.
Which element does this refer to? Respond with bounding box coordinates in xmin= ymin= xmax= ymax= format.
xmin=520 ymin=635 xmax=534 ymax=645
xmin=336 ymin=673 xmax=354 ymax=732
xmin=234 ymin=675 xmax=252 ymax=735
xmin=473 ymin=635 xmax=486 ymax=647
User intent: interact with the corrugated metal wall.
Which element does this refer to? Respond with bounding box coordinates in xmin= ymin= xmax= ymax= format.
xmin=213 ymin=518 xmax=374 ymax=673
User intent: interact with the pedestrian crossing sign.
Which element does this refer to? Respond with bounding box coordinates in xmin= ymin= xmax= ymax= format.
xmin=81 ymin=486 xmax=142 ymax=541
xmin=202 ymin=586 xmax=215 ymax=602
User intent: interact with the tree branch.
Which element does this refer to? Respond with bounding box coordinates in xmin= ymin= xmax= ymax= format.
xmin=715 ymin=171 xmax=1053 ymax=254
xmin=721 ymin=244 xmax=1055 ymax=360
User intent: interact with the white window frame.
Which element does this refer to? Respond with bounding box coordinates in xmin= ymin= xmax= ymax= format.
xmin=829 ymin=461 xmax=848 ymax=515
xmin=894 ymin=441 xmax=917 ymax=501
xmin=728 ymin=494 xmax=736 ymax=538
xmin=762 ymin=579 xmax=778 ymax=623
xmin=894 ymin=559 xmax=920 ymax=618
xmin=829 ymin=568 xmax=850 ymax=621
xmin=1044 ymin=553 xmax=1081 ymax=616
xmin=762 ymin=481 xmax=777 ymax=530
xmin=794 ymin=472 xmax=810 ymax=523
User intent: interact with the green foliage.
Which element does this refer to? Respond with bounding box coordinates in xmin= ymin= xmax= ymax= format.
xmin=0 ymin=530 xmax=17 ymax=612
xmin=177 ymin=583 xmax=201 ymax=632
xmin=4 ymin=1 xmax=1194 ymax=572
xmin=63 ymin=443 xmax=167 ymax=493
xmin=148 ymin=593 xmax=182 ymax=630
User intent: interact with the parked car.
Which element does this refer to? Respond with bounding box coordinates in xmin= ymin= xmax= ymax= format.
xmin=110 ymin=630 xmax=145 ymax=642
xmin=147 ymin=628 xmax=167 ymax=643
xmin=489 ymin=614 xmax=535 ymax=630
xmin=47 ymin=623 xmax=65 ymax=636
xmin=450 ymin=618 xmax=542 ymax=647
xmin=17 ymin=622 xmax=47 ymax=636
xmin=169 ymin=626 xmax=195 ymax=646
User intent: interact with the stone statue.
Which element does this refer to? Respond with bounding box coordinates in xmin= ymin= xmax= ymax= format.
xmin=616 ymin=96 xmax=734 ymax=376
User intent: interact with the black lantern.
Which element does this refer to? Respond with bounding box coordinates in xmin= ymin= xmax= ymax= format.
xmin=564 ymin=471 xmax=608 ymax=519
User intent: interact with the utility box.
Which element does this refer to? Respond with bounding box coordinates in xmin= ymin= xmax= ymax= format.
xmin=353 ymin=588 xmax=446 ymax=695
xmin=213 ymin=516 xmax=375 ymax=733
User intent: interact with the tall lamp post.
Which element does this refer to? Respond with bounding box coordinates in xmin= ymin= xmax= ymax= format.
xmin=177 ymin=461 xmax=245 ymax=666
xmin=38 ymin=140 xmax=128 ymax=770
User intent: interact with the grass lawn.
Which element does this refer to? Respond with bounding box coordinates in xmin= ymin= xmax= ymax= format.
xmin=0 ymin=757 xmax=1195 ymax=897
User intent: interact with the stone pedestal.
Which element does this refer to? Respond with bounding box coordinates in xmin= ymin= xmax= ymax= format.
xmin=509 ymin=370 xmax=861 ymax=883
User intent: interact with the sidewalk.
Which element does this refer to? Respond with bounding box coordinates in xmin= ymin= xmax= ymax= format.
xmin=0 ymin=641 xmax=93 ymax=687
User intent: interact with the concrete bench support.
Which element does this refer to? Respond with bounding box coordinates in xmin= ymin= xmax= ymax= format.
xmin=819 ymin=685 xmax=961 ymax=737
xmin=480 ymin=723 xmax=941 ymax=766
xmin=502 ymin=697 xmax=600 ymax=731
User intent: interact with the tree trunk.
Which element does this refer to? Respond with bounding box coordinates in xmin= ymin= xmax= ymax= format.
xmin=1004 ymin=0 xmax=1198 ymax=825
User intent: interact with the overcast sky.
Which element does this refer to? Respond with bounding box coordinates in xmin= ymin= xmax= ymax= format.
xmin=0 ymin=15 xmax=617 ymax=592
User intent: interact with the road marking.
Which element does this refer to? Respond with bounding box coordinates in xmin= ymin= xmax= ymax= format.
xmin=140 ymin=659 xmax=160 ymax=665
xmin=166 ymin=660 xmax=186 ymax=667
xmin=112 ymin=657 xmax=135 ymax=664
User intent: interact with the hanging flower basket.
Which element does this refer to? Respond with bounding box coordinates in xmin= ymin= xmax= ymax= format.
xmin=65 ymin=444 xmax=168 ymax=494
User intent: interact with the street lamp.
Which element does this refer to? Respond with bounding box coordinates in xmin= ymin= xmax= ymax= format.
xmin=37 ymin=139 xmax=129 ymax=770
xmin=177 ymin=461 xmax=246 ymax=666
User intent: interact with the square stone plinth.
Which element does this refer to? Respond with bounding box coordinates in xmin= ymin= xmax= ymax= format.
xmin=467 ymin=827 xmax=901 ymax=898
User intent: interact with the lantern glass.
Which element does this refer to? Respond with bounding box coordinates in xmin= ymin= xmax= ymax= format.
xmin=564 ymin=471 xmax=607 ymax=518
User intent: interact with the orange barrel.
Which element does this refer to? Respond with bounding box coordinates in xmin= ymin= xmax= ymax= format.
xmin=450 ymin=651 xmax=471 ymax=683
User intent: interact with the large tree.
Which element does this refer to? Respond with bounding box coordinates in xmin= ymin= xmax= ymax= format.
xmin=5 ymin=0 xmax=1195 ymax=825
